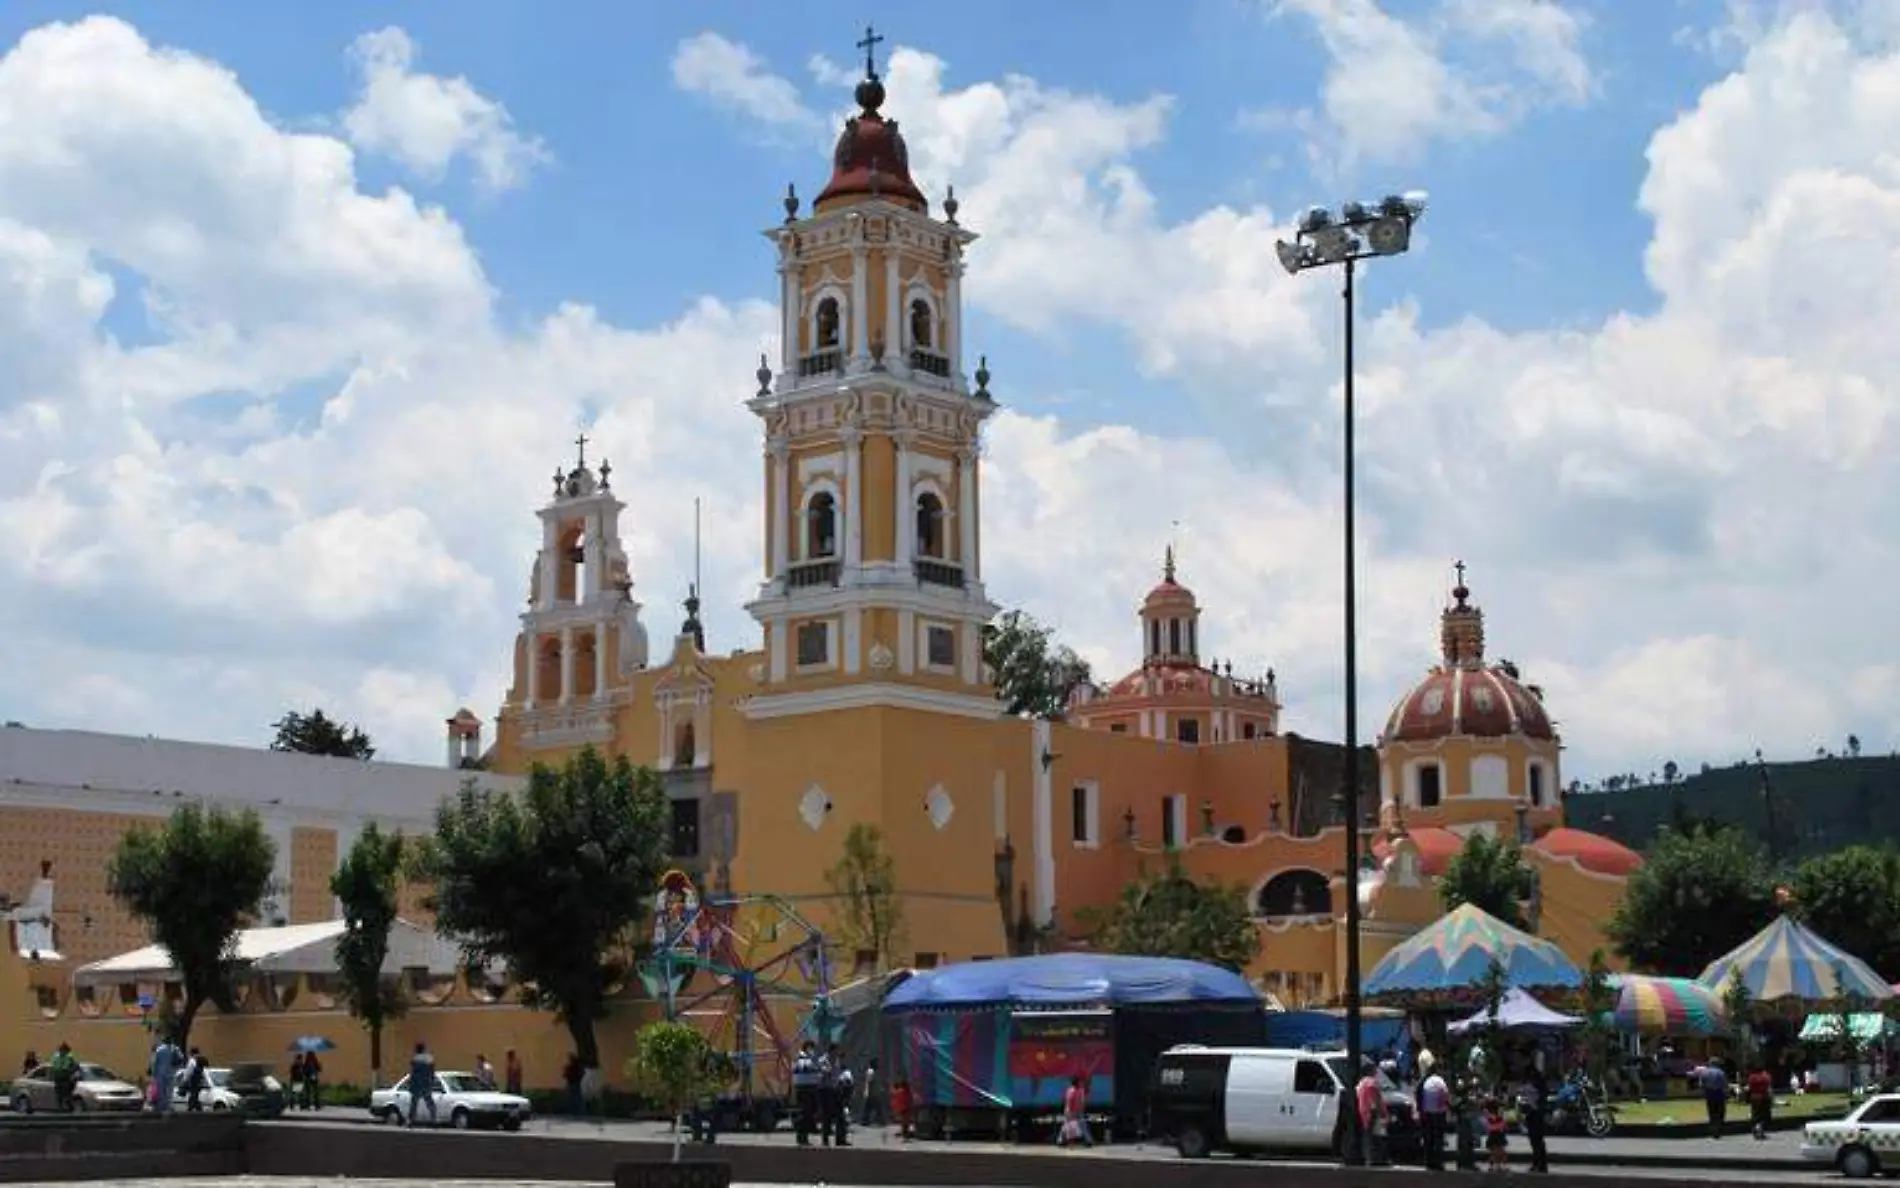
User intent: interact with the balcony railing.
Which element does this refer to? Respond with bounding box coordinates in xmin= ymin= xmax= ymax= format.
xmin=914 ymin=558 xmax=965 ymax=588
xmin=797 ymin=348 xmax=844 ymax=378
xmin=787 ymin=558 xmax=841 ymax=589
xmin=909 ymin=349 xmax=952 ymax=378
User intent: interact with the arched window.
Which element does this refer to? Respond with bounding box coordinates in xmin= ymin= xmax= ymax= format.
xmin=909 ymin=299 xmax=933 ymax=350
xmin=815 ymin=297 xmax=841 ymax=350
xmin=1256 ymin=870 xmax=1333 ymax=918
xmin=675 ymin=721 xmax=696 ymax=768
xmin=806 ymin=492 xmax=838 ymax=558
xmin=915 ymin=492 xmax=945 ymax=558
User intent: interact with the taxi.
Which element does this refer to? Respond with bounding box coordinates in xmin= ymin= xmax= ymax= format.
xmin=1802 ymin=1093 xmax=1900 ymax=1179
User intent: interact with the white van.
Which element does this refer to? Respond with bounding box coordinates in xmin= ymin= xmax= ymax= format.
xmin=1148 ymin=1045 xmax=1349 ymax=1158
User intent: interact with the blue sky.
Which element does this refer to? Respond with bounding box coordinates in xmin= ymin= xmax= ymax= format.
xmin=0 ymin=1 xmax=1894 ymax=777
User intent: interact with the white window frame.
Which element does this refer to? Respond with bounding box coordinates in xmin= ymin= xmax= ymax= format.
xmin=919 ymin=619 xmax=958 ymax=675
xmin=798 ymin=478 xmax=842 ymax=562
xmin=794 ymin=618 xmax=839 ymax=672
xmin=806 ymin=284 xmax=849 ymax=354
xmin=1162 ymin=793 xmax=1188 ymax=849
xmin=1070 ymin=781 xmax=1100 ymax=849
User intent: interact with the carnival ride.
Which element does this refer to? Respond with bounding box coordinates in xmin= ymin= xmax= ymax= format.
xmin=636 ymin=870 xmax=839 ymax=1130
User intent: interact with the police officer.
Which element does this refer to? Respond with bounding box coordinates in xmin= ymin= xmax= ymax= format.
xmin=814 ymin=1044 xmax=838 ymax=1146
xmin=829 ymin=1045 xmax=854 ymax=1148
xmin=791 ymin=1041 xmax=820 ymax=1146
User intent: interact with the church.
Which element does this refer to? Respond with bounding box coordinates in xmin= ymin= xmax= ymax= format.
xmin=475 ymin=48 xmax=1642 ymax=1001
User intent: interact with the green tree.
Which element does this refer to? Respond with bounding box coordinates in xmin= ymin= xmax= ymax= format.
xmin=983 ymin=609 xmax=1092 ymax=719
xmin=1076 ymin=858 xmax=1258 ymax=972
xmin=413 ymin=747 xmax=669 ymax=1070
xmin=822 ymin=823 xmax=905 ymax=972
xmin=1790 ymin=845 xmax=1900 ymax=981
xmin=106 ymin=803 xmax=276 ymax=1048
xmin=330 ymin=823 xmax=408 ymax=1087
xmin=1723 ymin=967 xmax=1756 ymax=1071
xmin=625 ymin=1021 xmax=733 ymax=1162
xmin=1471 ymin=955 xmax=1509 ymax=1091
xmin=1438 ymin=833 xmax=1537 ymax=930
xmin=1605 ymin=826 xmax=1775 ymax=976
xmin=1830 ymin=964 xmax=1870 ymax=1093
xmin=270 ymin=708 xmax=375 ymax=759
xmin=1576 ymin=949 xmax=1617 ymax=1082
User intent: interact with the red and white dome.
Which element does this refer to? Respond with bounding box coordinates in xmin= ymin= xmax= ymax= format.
xmin=1382 ymin=567 xmax=1555 ymax=744
xmin=1530 ymin=827 xmax=1643 ymax=877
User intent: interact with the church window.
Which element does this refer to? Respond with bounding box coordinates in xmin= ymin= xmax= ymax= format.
xmin=1150 ymin=620 xmax=1161 ymax=657
xmin=1161 ymin=794 xmax=1181 ymax=849
xmin=796 ymin=622 xmax=831 ymax=668
xmin=1417 ymin=762 xmax=1442 ymax=809
xmin=1169 ymin=620 xmax=1182 ymax=655
xmin=926 ymin=625 xmax=956 ymax=669
xmin=1187 ymin=621 xmax=1196 ymax=657
xmin=915 ymin=492 xmax=946 ymax=558
xmin=1528 ymin=763 xmax=1545 ymax=808
xmin=805 ymin=492 xmax=838 ymax=558
xmin=815 ymin=297 xmax=841 ymax=350
xmin=669 ymin=798 xmax=700 ymax=858
xmin=1071 ymin=783 xmax=1099 ymax=846
xmin=1177 ymin=718 xmax=1200 ymax=745
xmin=674 ymin=721 xmax=696 ymax=768
xmin=1242 ymin=722 xmax=1258 ymax=740
xmin=909 ymin=298 xmax=933 ymax=350
xmin=1109 ymin=723 xmax=1127 ymax=734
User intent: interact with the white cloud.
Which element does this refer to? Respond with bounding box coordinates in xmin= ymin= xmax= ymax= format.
xmin=343 ymin=26 xmax=548 ymax=192
xmin=1265 ymin=0 xmax=1595 ymax=170
xmin=0 ymin=13 xmax=1895 ymax=786
xmin=671 ymin=32 xmax=818 ymax=132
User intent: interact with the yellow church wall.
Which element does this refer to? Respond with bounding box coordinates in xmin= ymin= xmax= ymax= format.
xmin=1527 ymin=852 xmax=1628 ymax=971
xmin=1196 ymin=738 xmax=1292 ymax=833
xmin=862 ymin=435 xmax=895 ymax=562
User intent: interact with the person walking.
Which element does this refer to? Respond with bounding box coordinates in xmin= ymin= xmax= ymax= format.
xmin=287 ymin=1053 xmax=306 ymax=1112
xmin=151 ymin=1038 xmax=181 ymax=1115
xmin=1355 ymin=1059 xmax=1390 ymax=1167
xmin=301 ymin=1048 xmax=322 ymax=1111
xmin=49 ymin=1042 xmax=79 ymax=1113
xmin=406 ymin=1042 xmax=438 ymax=1127
xmin=815 ymin=1044 xmax=840 ymax=1147
xmin=829 ymin=1046 xmax=854 ymax=1148
xmin=1522 ymin=1062 xmax=1551 ymax=1173
xmin=504 ymin=1049 xmax=523 ymax=1097
xmin=1747 ymin=1063 xmax=1773 ymax=1140
xmin=562 ymin=1053 xmax=585 ymax=1119
xmin=1057 ymin=1074 xmax=1092 ymax=1148
xmin=1700 ymin=1061 xmax=1729 ymax=1140
xmin=475 ymin=1053 xmax=496 ymax=1090
xmin=183 ymin=1048 xmax=208 ymax=1113
xmin=858 ymin=1057 xmax=884 ymax=1128
xmin=1418 ymin=1060 xmax=1450 ymax=1170
xmin=790 ymin=1041 xmax=820 ymax=1147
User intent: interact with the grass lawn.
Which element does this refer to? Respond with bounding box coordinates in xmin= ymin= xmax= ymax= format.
xmin=1614 ymin=1092 xmax=1853 ymax=1127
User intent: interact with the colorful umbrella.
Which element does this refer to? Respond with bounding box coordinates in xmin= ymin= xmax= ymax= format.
xmin=1698 ymin=915 xmax=1893 ymax=1005
xmin=1365 ymin=904 xmax=1583 ymax=998
xmin=288 ymin=1035 xmax=336 ymax=1053
xmin=1611 ymin=974 xmax=1726 ymax=1036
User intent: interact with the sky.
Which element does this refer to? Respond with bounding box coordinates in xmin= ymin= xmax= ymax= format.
xmin=0 ymin=0 xmax=1895 ymax=782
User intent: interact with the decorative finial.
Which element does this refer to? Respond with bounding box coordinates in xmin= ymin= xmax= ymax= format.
xmin=853 ymin=26 xmax=887 ymax=113
xmin=1163 ymin=544 xmax=1176 ymax=582
xmin=551 ymin=467 xmax=565 ymax=497
xmin=574 ymin=432 xmax=590 ymax=469
xmin=598 ymin=459 xmax=612 ymax=490
xmin=858 ymin=23 xmax=885 ymax=80
xmin=756 ymin=353 xmax=773 ymax=398
xmin=784 ymin=183 xmax=799 ymax=223
xmin=944 ymin=184 xmax=960 ymax=225
xmin=1452 ymin=558 xmax=1469 ymax=606
xmin=974 ymin=354 xmax=991 ymax=399
xmin=682 ymin=583 xmax=705 ymax=653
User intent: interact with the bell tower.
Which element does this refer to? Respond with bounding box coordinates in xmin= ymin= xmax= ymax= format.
xmin=504 ymin=437 xmax=649 ymax=750
xmin=744 ymin=28 xmax=999 ymax=718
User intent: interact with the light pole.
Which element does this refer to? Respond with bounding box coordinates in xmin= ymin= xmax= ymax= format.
xmin=1276 ymin=192 xmax=1425 ymax=1166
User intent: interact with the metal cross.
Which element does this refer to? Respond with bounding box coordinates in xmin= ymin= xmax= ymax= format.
xmin=857 ymin=25 xmax=884 ymax=78
xmin=574 ymin=432 xmax=589 ymax=467
xmin=1454 ymin=558 xmax=1466 ymax=587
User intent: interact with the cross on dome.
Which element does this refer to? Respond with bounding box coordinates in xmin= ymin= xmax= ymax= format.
xmin=857 ymin=24 xmax=884 ymax=81
xmin=574 ymin=432 xmax=590 ymax=469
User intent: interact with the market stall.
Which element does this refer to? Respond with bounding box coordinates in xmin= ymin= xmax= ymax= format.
xmin=1364 ymin=904 xmax=1583 ymax=1003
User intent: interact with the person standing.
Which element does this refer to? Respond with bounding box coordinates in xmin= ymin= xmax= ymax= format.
xmin=1418 ymin=1061 xmax=1450 ymax=1170
xmin=49 ymin=1042 xmax=79 ymax=1113
xmin=1700 ymin=1061 xmax=1729 ymax=1140
xmin=1058 ymin=1074 xmax=1092 ymax=1148
xmin=287 ymin=1053 xmax=306 ymax=1112
xmin=183 ymin=1048 xmax=209 ymax=1112
xmin=406 ymin=1042 xmax=438 ymax=1127
xmin=504 ymin=1049 xmax=523 ymax=1096
xmin=790 ymin=1041 xmax=820 ymax=1147
xmin=1355 ymin=1059 xmax=1389 ymax=1167
xmin=301 ymin=1048 xmax=323 ymax=1111
xmin=1747 ymin=1063 xmax=1774 ymax=1139
xmin=1522 ymin=1062 xmax=1551 ymax=1173
xmin=829 ymin=1046 xmax=854 ymax=1148
xmin=858 ymin=1057 xmax=884 ymax=1128
xmin=475 ymin=1053 xmax=496 ymax=1090
xmin=151 ymin=1038 xmax=181 ymax=1115
xmin=562 ymin=1053 xmax=585 ymax=1119
xmin=815 ymin=1044 xmax=839 ymax=1147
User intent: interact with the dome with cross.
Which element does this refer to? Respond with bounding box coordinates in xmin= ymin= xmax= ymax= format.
xmin=815 ymin=26 xmax=928 ymax=214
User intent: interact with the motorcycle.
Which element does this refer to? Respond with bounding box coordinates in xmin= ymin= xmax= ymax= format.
xmin=1548 ymin=1072 xmax=1616 ymax=1137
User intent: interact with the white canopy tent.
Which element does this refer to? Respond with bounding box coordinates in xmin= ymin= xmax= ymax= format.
xmin=71 ymin=918 xmax=462 ymax=986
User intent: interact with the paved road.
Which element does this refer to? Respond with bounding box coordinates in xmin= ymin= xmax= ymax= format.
xmin=265 ymin=1108 xmax=1827 ymax=1180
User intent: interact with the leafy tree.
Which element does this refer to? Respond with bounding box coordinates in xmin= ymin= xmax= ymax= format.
xmin=1076 ymin=858 xmax=1258 ymax=972
xmin=983 ymin=609 xmax=1092 ymax=719
xmin=1848 ymin=735 xmax=1862 ymax=759
xmin=626 ymin=1021 xmax=733 ymax=1161
xmin=1830 ymin=964 xmax=1870 ymax=1092
xmin=1791 ymin=844 xmax=1900 ymax=982
xmin=822 ymin=823 xmax=905 ymax=972
xmin=1471 ymin=955 xmax=1509 ymax=1091
xmin=413 ymin=748 xmax=669 ymax=1070
xmin=271 ymin=708 xmax=375 ymax=759
xmin=1662 ymin=760 xmax=1679 ymax=784
xmin=106 ymin=803 xmax=276 ymax=1048
xmin=1576 ymin=950 xmax=1617 ymax=1082
xmin=1723 ymin=967 xmax=1756 ymax=1071
xmin=1605 ymin=826 xmax=1775 ymax=976
xmin=331 ymin=823 xmax=408 ymax=1087
xmin=1438 ymin=833 xmax=1537 ymax=930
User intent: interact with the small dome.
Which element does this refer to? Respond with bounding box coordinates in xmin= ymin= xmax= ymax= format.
xmin=1373 ymin=826 xmax=1463 ymax=877
xmin=1384 ymin=665 xmax=1555 ymax=743
xmin=1531 ymin=827 xmax=1643 ymax=877
xmin=1143 ymin=544 xmax=1197 ymax=610
xmin=815 ymin=75 xmax=926 ymax=213
xmin=1108 ymin=663 xmax=1216 ymax=698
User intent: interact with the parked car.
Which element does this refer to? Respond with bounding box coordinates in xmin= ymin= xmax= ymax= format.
xmin=9 ymin=1062 xmax=144 ymax=1114
xmin=368 ymin=1071 xmax=531 ymax=1131
xmin=170 ymin=1065 xmax=287 ymax=1116
xmin=1802 ymin=1092 xmax=1900 ymax=1179
xmin=1147 ymin=1045 xmax=1418 ymax=1160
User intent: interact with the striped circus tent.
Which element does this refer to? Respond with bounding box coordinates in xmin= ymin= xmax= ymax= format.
xmin=1698 ymin=915 xmax=1893 ymax=1005
xmin=1365 ymin=904 xmax=1582 ymax=998
xmin=1608 ymin=974 xmax=1727 ymax=1036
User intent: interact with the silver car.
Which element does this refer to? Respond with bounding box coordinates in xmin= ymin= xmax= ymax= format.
xmin=10 ymin=1062 xmax=145 ymax=1113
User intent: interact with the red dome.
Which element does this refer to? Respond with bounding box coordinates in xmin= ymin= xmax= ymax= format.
xmin=1143 ymin=577 xmax=1196 ymax=610
xmin=1108 ymin=663 xmax=1217 ymax=698
xmin=1372 ymin=826 xmax=1463 ymax=876
xmin=1383 ymin=665 xmax=1554 ymax=743
xmin=1531 ymin=827 xmax=1643 ymax=877
xmin=815 ymin=77 xmax=926 ymax=212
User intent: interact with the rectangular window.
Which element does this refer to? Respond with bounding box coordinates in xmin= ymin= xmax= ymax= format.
xmin=1418 ymin=763 xmax=1442 ymax=809
xmin=796 ymin=621 xmax=830 ymax=668
xmin=1070 ymin=784 xmax=1099 ymax=846
xmin=1161 ymin=795 xmax=1179 ymax=849
xmin=1528 ymin=764 xmax=1545 ymax=808
xmin=1242 ymin=722 xmax=1257 ymax=740
xmin=926 ymin=625 xmax=956 ymax=669
xmin=670 ymin=798 xmax=700 ymax=858
xmin=1176 ymin=718 xmax=1200 ymax=745
xmin=1169 ymin=620 xmax=1182 ymax=654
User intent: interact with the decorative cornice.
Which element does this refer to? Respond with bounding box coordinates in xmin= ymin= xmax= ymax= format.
xmin=739 ymin=682 xmax=1002 ymax=722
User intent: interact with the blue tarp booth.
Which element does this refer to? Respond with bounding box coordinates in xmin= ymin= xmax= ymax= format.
xmin=1265 ymin=1009 xmax=1409 ymax=1056
xmin=880 ymin=953 xmax=1268 ymax=1132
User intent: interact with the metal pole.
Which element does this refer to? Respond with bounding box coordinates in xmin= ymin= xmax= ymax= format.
xmin=1340 ymin=255 xmax=1366 ymax=1166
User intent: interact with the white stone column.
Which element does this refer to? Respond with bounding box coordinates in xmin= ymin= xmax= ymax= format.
xmin=779 ymin=254 xmax=799 ymax=373
xmin=525 ymin=633 xmax=541 ymax=706
xmin=538 ymin=519 xmax=559 ymax=608
xmin=946 ymin=259 xmax=964 ymax=378
xmin=583 ymin=513 xmax=604 ymax=605
xmin=769 ymin=438 xmax=791 ymax=579
xmin=593 ymin=626 xmax=609 ymax=699
xmin=842 ymin=426 xmax=864 ymax=568
xmin=885 ymin=247 xmax=903 ymax=371
xmin=894 ymin=432 xmax=914 ymax=566
xmin=957 ymin=445 xmax=978 ymax=575
xmin=559 ymin=626 xmax=575 ymax=705
xmin=850 ymin=245 xmax=870 ymax=364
